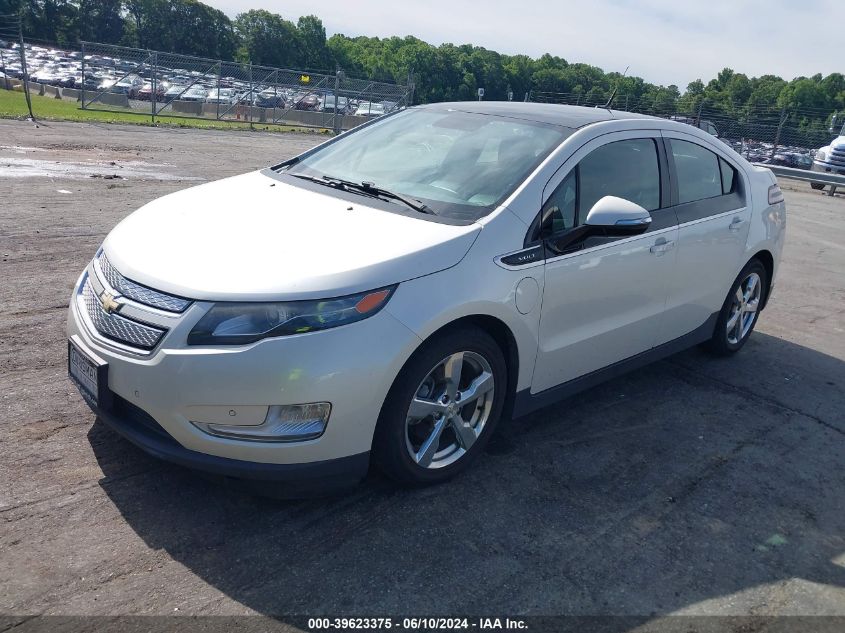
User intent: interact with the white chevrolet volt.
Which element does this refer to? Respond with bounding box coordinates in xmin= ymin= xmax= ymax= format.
xmin=67 ymin=102 xmax=786 ymax=493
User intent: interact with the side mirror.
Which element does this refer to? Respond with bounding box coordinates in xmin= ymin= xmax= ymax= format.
xmin=584 ymin=196 xmax=652 ymax=234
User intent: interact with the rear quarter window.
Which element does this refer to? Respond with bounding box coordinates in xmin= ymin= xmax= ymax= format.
xmin=669 ymin=139 xmax=723 ymax=204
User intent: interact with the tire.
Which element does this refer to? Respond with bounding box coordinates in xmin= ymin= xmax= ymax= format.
xmin=705 ymin=259 xmax=768 ymax=356
xmin=811 ymin=182 xmax=825 ymax=190
xmin=373 ymin=327 xmax=507 ymax=486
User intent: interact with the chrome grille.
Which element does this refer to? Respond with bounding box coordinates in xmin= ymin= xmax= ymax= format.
xmin=82 ymin=279 xmax=167 ymax=350
xmin=829 ymin=148 xmax=845 ymax=166
xmin=98 ymin=253 xmax=192 ymax=313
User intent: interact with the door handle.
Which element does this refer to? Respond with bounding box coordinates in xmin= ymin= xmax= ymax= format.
xmin=729 ymin=217 xmax=746 ymax=231
xmin=649 ymin=239 xmax=675 ymax=255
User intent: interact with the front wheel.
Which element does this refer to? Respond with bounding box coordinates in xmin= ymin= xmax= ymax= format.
xmin=373 ymin=328 xmax=507 ymax=486
xmin=811 ymin=182 xmax=825 ymax=190
xmin=705 ymin=259 xmax=767 ymax=356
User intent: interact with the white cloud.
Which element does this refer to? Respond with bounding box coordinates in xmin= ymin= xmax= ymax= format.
xmin=206 ymin=0 xmax=841 ymax=87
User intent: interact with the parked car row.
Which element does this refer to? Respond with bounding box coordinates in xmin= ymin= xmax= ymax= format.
xmin=1 ymin=42 xmax=402 ymax=118
xmin=721 ymin=138 xmax=815 ymax=168
xmin=661 ymin=117 xmax=819 ymax=172
xmin=764 ymin=152 xmax=813 ymax=170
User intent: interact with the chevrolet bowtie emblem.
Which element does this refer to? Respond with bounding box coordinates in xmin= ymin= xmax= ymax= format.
xmin=99 ymin=291 xmax=121 ymax=314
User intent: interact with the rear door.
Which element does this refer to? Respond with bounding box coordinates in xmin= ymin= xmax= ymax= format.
xmin=531 ymin=131 xmax=679 ymax=394
xmin=656 ymin=132 xmax=752 ymax=343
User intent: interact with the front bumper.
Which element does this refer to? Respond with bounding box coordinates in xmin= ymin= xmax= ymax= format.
xmin=80 ymin=385 xmax=369 ymax=495
xmin=67 ymin=265 xmax=421 ymax=483
xmin=812 ymin=160 xmax=845 ymax=176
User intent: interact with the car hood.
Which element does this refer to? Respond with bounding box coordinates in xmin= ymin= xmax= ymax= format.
xmin=102 ymin=170 xmax=481 ymax=301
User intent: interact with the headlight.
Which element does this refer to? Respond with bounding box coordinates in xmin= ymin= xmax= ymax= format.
xmin=187 ymin=285 xmax=396 ymax=345
xmin=815 ymin=150 xmax=827 ymax=162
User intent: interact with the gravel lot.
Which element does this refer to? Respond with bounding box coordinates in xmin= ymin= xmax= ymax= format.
xmin=1 ymin=120 xmax=843 ymax=623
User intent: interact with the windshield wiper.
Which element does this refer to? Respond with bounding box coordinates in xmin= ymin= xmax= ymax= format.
xmin=289 ymin=174 xmax=436 ymax=215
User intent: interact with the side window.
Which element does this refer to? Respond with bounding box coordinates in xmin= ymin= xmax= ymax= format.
xmin=719 ymin=157 xmax=736 ymax=194
xmin=579 ymin=139 xmax=661 ymax=213
xmin=670 ymin=139 xmax=723 ymax=204
xmin=540 ymin=138 xmax=660 ymax=237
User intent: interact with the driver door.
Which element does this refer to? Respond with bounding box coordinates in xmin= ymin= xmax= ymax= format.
xmin=531 ymin=131 xmax=679 ymax=394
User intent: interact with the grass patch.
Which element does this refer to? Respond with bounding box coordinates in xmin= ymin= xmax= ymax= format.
xmin=0 ymin=88 xmax=331 ymax=134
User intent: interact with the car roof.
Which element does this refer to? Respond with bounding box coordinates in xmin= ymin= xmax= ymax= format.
xmin=417 ymin=101 xmax=657 ymax=130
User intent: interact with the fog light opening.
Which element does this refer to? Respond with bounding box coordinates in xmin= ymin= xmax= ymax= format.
xmin=191 ymin=403 xmax=331 ymax=442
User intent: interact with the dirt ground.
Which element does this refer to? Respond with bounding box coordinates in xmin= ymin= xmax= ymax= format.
xmin=1 ymin=120 xmax=843 ymax=623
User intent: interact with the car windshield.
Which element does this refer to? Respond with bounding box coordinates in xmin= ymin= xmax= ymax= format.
xmin=284 ymin=108 xmax=569 ymax=220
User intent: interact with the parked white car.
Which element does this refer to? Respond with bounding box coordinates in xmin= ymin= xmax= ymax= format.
xmin=205 ymin=88 xmax=239 ymax=105
xmin=110 ymin=73 xmax=144 ymax=98
xmin=354 ymin=101 xmax=385 ymax=117
xmin=178 ymin=85 xmax=208 ymax=102
xmin=810 ymin=120 xmax=845 ymax=190
xmin=67 ymin=103 xmax=786 ymax=494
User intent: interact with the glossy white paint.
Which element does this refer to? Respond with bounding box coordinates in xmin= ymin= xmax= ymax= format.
xmin=68 ymin=267 xmax=423 ymax=464
xmin=104 ymin=171 xmax=480 ymax=301
xmin=658 ymin=129 xmax=753 ymax=343
xmin=533 ymin=227 xmax=680 ymax=392
xmin=67 ymin=107 xmax=785 ymax=472
xmin=384 ymin=207 xmax=543 ymax=393
xmin=529 ymin=129 xmax=673 ymax=392
xmin=515 ymin=277 xmax=540 ymax=315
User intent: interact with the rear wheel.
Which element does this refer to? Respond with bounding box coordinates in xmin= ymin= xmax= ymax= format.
xmin=705 ymin=259 xmax=767 ymax=356
xmin=373 ymin=328 xmax=507 ymax=486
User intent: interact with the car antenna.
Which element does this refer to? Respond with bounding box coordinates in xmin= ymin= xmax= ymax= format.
xmin=602 ymin=66 xmax=629 ymax=111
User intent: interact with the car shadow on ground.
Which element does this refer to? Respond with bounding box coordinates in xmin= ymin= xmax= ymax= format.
xmin=89 ymin=332 xmax=845 ymax=617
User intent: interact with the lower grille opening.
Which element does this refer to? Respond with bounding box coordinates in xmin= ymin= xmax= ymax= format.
xmin=110 ymin=393 xmax=181 ymax=448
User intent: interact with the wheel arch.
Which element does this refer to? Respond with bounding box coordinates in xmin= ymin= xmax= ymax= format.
xmin=432 ymin=315 xmax=519 ymax=405
xmin=750 ymin=249 xmax=774 ymax=309
xmin=372 ymin=313 xmax=520 ymax=483
xmin=393 ymin=314 xmax=522 ymax=421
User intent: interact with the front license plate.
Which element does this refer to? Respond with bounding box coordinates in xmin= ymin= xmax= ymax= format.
xmin=68 ymin=340 xmax=105 ymax=406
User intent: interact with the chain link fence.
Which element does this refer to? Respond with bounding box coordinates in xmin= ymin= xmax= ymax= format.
xmin=77 ymin=42 xmax=413 ymax=132
xmin=5 ymin=35 xmax=840 ymax=162
xmin=532 ymin=90 xmax=839 ymax=165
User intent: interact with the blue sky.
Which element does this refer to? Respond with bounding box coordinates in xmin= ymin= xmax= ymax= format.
xmin=206 ymin=0 xmax=841 ymax=88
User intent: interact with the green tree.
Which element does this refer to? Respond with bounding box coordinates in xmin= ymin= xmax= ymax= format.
xmin=234 ymin=9 xmax=299 ymax=67
xmin=13 ymin=0 xmax=78 ymax=45
xmin=124 ymin=0 xmax=172 ymax=50
xmin=77 ymin=0 xmax=124 ymax=44
xmin=296 ymin=14 xmax=331 ymax=70
xmin=171 ymin=0 xmax=236 ymax=58
xmin=778 ymin=78 xmax=827 ymax=112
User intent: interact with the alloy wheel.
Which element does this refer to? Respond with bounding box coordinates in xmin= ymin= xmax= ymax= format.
xmin=726 ymin=272 xmax=762 ymax=345
xmin=404 ymin=351 xmax=495 ymax=469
